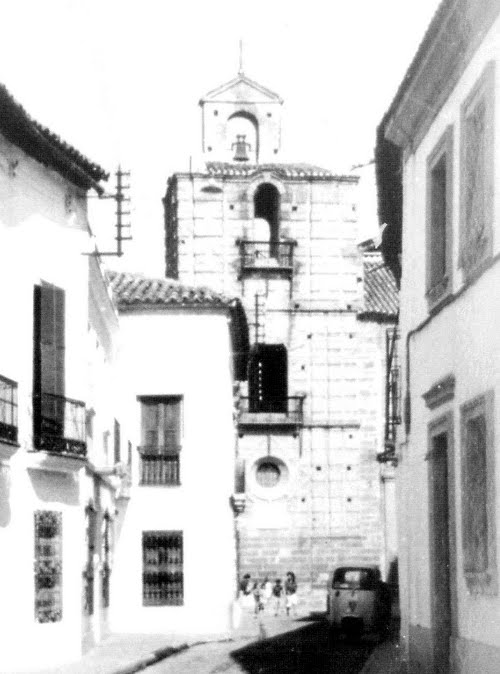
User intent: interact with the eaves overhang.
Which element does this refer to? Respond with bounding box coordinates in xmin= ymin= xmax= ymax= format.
xmin=382 ymin=0 xmax=500 ymax=151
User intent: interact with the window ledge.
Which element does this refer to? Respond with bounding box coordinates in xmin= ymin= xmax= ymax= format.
xmin=426 ymin=276 xmax=450 ymax=308
xmin=26 ymin=450 xmax=87 ymax=474
xmin=0 ymin=438 xmax=20 ymax=462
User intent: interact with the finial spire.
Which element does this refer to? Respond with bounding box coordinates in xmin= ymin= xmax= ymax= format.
xmin=238 ymin=39 xmax=244 ymax=76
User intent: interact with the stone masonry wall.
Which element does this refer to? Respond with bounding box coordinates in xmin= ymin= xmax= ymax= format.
xmin=167 ymin=171 xmax=388 ymax=609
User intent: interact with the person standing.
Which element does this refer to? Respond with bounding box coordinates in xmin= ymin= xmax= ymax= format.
xmin=272 ymin=578 xmax=284 ymax=616
xmin=285 ymin=571 xmax=298 ymax=617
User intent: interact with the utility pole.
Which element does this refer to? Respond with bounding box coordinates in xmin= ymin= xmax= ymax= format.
xmin=89 ymin=166 xmax=132 ymax=257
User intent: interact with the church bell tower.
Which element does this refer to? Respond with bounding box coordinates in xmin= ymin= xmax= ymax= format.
xmin=199 ymin=62 xmax=283 ymax=165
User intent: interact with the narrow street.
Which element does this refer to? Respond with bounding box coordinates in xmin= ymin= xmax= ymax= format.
xmin=145 ymin=613 xmax=377 ymax=674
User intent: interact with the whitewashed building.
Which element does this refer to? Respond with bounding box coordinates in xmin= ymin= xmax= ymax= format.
xmin=0 ymin=83 xmax=128 ymax=671
xmin=107 ymin=271 xmax=248 ymax=634
xmin=377 ymin=0 xmax=500 ymax=671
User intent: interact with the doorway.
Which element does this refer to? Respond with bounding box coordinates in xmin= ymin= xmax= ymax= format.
xmin=428 ymin=421 xmax=455 ymax=673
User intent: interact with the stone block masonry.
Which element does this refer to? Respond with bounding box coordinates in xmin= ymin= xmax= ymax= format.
xmin=166 ymin=170 xmax=389 ymax=609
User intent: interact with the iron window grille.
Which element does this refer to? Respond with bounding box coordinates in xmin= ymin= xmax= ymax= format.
xmin=0 ymin=375 xmax=18 ymax=444
xmin=142 ymin=531 xmax=183 ymax=606
xmin=378 ymin=327 xmax=401 ymax=464
xmin=34 ymin=510 xmax=62 ymax=623
xmin=83 ymin=503 xmax=96 ymax=616
xmin=101 ymin=511 xmax=112 ymax=608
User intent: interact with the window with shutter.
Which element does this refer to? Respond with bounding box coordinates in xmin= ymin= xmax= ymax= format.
xmin=460 ymin=391 xmax=497 ymax=595
xmin=426 ymin=126 xmax=453 ymax=307
xmin=33 ymin=283 xmax=66 ymax=439
xmin=459 ymin=62 xmax=495 ymax=276
xmin=114 ymin=419 xmax=121 ymax=464
xmin=33 ymin=284 xmax=86 ymax=455
xmin=139 ymin=397 xmax=182 ymax=485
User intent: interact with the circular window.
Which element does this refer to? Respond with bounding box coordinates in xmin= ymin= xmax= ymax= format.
xmin=256 ymin=461 xmax=281 ymax=488
xmin=252 ymin=456 xmax=290 ymax=500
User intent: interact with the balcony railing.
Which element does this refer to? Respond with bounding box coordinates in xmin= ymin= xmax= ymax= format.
xmin=139 ymin=447 xmax=181 ymax=486
xmin=238 ymin=240 xmax=296 ymax=274
xmin=33 ymin=392 xmax=87 ymax=457
xmin=238 ymin=396 xmax=304 ymax=428
xmin=0 ymin=375 xmax=18 ymax=445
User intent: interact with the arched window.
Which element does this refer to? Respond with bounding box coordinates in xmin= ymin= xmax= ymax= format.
xmin=254 ymin=183 xmax=281 ymax=258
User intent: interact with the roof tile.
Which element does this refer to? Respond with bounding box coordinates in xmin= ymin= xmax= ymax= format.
xmin=362 ymin=252 xmax=399 ymax=318
xmin=108 ymin=271 xmax=238 ymax=310
xmin=205 ymin=162 xmax=357 ymax=182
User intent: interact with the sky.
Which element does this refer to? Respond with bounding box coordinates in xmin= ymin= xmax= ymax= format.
xmin=0 ymin=0 xmax=442 ymax=274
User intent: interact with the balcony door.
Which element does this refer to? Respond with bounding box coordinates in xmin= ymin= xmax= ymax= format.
xmin=248 ymin=344 xmax=287 ymax=413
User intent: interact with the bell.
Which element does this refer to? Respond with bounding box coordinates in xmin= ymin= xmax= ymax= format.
xmin=232 ymin=134 xmax=250 ymax=162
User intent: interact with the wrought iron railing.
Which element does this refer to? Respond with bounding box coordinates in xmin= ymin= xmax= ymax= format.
xmin=238 ymin=240 xmax=296 ymax=271
xmin=378 ymin=327 xmax=401 ymax=465
xmin=139 ymin=447 xmax=181 ymax=486
xmin=0 ymin=375 xmax=18 ymax=444
xmin=238 ymin=396 xmax=304 ymax=425
xmin=33 ymin=392 xmax=86 ymax=457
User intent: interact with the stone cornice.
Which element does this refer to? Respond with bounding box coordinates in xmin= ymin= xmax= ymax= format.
xmin=384 ymin=0 xmax=500 ymax=151
xmin=423 ymin=374 xmax=456 ymax=410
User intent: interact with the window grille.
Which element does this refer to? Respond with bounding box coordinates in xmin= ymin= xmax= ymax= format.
xmin=34 ymin=510 xmax=62 ymax=623
xmin=142 ymin=531 xmax=183 ymax=606
xmin=83 ymin=504 xmax=96 ymax=616
xmin=101 ymin=511 xmax=112 ymax=608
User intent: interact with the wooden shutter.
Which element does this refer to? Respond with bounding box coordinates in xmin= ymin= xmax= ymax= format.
xmin=34 ymin=284 xmax=65 ymax=395
xmin=34 ymin=284 xmax=65 ymax=435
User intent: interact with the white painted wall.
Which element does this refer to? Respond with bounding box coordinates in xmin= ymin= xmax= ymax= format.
xmin=0 ymin=135 xmax=124 ymax=670
xmin=111 ymin=309 xmax=237 ymax=634
xmin=397 ymin=15 xmax=500 ymax=669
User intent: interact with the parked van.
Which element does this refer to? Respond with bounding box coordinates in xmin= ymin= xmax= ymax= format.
xmin=326 ymin=566 xmax=391 ymax=639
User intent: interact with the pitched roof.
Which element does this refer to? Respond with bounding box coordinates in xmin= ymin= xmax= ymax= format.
xmin=108 ymin=270 xmax=240 ymax=310
xmin=108 ymin=270 xmax=250 ymax=380
xmin=0 ymin=83 xmax=108 ymax=192
xmin=205 ymin=162 xmax=358 ymax=182
xmin=200 ymin=73 xmax=283 ymax=104
xmin=361 ymin=253 xmax=399 ymax=320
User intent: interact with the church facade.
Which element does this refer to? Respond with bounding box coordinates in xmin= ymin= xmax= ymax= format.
xmin=164 ymin=70 xmax=398 ymax=606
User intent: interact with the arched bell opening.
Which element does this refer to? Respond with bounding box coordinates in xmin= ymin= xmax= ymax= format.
xmin=228 ymin=111 xmax=258 ymax=163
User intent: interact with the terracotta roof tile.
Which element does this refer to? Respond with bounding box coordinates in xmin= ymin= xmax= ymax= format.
xmin=362 ymin=253 xmax=399 ymax=318
xmin=205 ymin=162 xmax=357 ymax=182
xmin=108 ymin=271 xmax=238 ymax=310
xmin=0 ymin=83 xmax=108 ymax=190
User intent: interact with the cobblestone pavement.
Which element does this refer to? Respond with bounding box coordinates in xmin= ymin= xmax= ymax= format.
xmin=145 ymin=611 xmax=376 ymax=674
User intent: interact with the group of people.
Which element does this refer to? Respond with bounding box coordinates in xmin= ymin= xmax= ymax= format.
xmin=239 ymin=571 xmax=298 ymax=617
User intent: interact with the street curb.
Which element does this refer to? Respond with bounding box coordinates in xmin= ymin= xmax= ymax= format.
xmin=109 ymin=643 xmax=189 ymax=674
xmin=109 ymin=636 xmax=236 ymax=674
